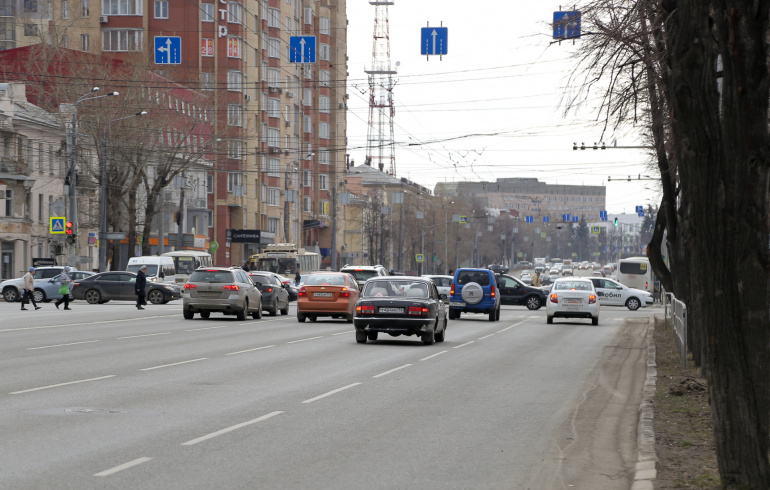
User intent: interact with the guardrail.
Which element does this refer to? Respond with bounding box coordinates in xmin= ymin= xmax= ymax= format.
xmin=663 ymin=290 xmax=688 ymax=368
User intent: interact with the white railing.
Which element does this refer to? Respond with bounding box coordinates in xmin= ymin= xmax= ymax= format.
xmin=664 ymin=290 xmax=688 ymax=368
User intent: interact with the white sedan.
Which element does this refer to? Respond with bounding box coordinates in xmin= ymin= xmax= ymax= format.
xmin=587 ymin=277 xmax=653 ymax=311
xmin=546 ymin=277 xmax=600 ymax=325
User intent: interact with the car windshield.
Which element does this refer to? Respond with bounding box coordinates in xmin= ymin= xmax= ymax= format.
xmin=456 ymin=271 xmax=491 ymax=286
xmin=127 ymin=264 xmax=159 ymax=275
xmin=343 ymin=269 xmax=379 ymax=282
xmin=255 ymin=258 xmax=296 ymax=274
xmin=189 ymin=270 xmax=234 ymax=283
xmin=554 ymin=281 xmax=592 ymax=291
xmin=363 ymin=280 xmax=428 ymax=298
xmin=306 ymin=275 xmax=346 ymax=286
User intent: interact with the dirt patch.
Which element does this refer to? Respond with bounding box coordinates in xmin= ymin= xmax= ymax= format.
xmin=653 ymin=316 xmax=721 ymax=488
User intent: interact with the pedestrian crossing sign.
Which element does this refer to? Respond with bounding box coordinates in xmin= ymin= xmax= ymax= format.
xmin=50 ymin=217 xmax=66 ymax=234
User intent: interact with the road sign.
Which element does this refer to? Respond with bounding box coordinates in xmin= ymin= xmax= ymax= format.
xmin=543 ymin=216 xmax=550 ymax=223
xmin=541 ymin=232 xmax=547 ymax=238
xmin=50 ymin=217 xmax=65 ymax=234
xmin=592 ymin=226 xmax=601 ymax=234
xmin=525 ymin=216 xmax=534 ymax=223
xmin=553 ymin=11 xmax=581 ymax=40
xmin=458 ymin=216 xmax=467 ymax=224
xmin=290 ymin=36 xmax=316 ymax=63
xmin=563 ymin=213 xmax=571 ymax=222
xmin=421 ymin=27 xmax=448 ymax=56
xmin=572 ymin=216 xmax=579 ymax=222
xmin=154 ymin=36 xmax=181 ymax=64
xmin=415 ymin=253 xmax=425 ymax=263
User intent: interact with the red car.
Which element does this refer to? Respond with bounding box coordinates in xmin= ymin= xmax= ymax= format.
xmin=297 ymin=272 xmax=360 ymax=322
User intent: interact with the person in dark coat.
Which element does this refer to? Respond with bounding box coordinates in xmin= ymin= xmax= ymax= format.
xmin=135 ymin=265 xmax=147 ymax=310
xmin=295 ymin=266 xmax=301 ymax=286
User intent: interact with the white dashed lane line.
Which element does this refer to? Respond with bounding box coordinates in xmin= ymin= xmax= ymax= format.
xmin=454 ymin=341 xmax=475 ymax=349
xmin=27 ymin=340 xmax=101 ymax=350
xmin=372 ymin=364 xmax=412 ymax=378
xmin=301 ymin=383 xmax=361 ymax=404
xmin=139 ymin=358 xmax=208 ymax=371
xmin=225 ymin=345 xmax=276 ymax=356
xmin=94 ymin=457 xmax=153 ymax=477
xmin=9 ymin=375 xmax=117 ymax=395
xmin=420 ymin=350 xmax=448 ymax=361
xmin=0 ymin=315 xmax=178 ymax=333
xmin=478 ymin=334 xmax=495 ymax=340
xmin=180 ymin=411 xmax=284 ymax=446
xmin=332 ymin=330 xmax=355 ymax=336
xmin=117 ymin=332 xmax=172 ymax=339
xmin=287 ymin=336 xmax=324 ymax=344
xmin=184 ymin=325 xmax=230 ymax=332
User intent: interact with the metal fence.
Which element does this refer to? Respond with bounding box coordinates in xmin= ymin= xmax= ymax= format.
xmin=664 ymin=290 xmax=688 ymax=368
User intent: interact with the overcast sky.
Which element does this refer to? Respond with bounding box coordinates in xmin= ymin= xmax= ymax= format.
xmin=344 ymin=2 xmax=660 ymax=214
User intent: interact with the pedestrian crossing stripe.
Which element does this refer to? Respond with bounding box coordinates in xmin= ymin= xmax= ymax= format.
xmin=50 ymin=217 xmax=66 ymax=234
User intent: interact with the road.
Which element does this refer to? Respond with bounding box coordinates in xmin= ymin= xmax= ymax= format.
xmin=0 ymin=295 xmax=654 ymax=489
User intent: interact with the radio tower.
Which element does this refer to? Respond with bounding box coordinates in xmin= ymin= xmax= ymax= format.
xmin=365 ymin=1 xmax=397 ymax=176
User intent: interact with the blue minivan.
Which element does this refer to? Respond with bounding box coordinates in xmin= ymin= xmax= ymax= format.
xmin=448 ymin=268 xmax=501 ymax=321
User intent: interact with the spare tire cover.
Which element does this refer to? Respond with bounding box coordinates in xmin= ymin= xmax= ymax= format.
xmin=460 ymin=282 xmax=484 ymax=304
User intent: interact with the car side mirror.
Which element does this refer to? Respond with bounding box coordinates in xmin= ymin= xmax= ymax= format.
xmin=440 ymin=293 xmax=448 ymax=300
xmin=616 ymin=286 xmax=623 ymax=290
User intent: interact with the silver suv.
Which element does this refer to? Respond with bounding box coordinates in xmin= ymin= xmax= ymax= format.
xmin=339 ymin=264 xmax=388 ymax=291
xmin=182 ymin=267 xmax=263 ymax=321
xmin=1 ymin=266 xmax=68 ymax=302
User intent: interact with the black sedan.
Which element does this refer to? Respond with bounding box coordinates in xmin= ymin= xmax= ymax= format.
xmin=71 ymin=272 xmax=182 ymax=304
xmin=353 ymin=277 xmax=447 ymax=345
xmin=247 ymin=271 xmax=290 ymax=315
xmin=496 ymin=274 xmax=548 ymax=310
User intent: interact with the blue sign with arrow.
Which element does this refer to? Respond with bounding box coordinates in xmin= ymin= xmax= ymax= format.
xmin=553 ymin=11 xmax=581 ymax=40
xmin=290 ymin=36 xmax=316 ymax=63
xmin=543 ymin=216 xmax=550 ymax=224
xmin=525 ymin=216 xmax=534 ymax=223
xmin=421 ymin=27 xmax=448 ymax=56
xmin=154 ymin=36 xmax=181 ymax=64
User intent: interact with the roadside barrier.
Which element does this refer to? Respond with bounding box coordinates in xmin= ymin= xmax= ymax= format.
xmin=663 ymin=290 xmax=688 ymax=368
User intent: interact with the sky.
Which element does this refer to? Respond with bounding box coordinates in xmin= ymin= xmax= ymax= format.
xmin=344 ymin=2 xmax=661 ymax=214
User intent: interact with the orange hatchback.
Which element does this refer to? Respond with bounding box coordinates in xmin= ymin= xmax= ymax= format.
xmin=297 ymin=272 xmax=360 ymax=323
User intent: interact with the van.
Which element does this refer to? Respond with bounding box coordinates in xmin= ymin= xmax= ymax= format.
xmin=126 ymin=256 xmax=176 ymax=284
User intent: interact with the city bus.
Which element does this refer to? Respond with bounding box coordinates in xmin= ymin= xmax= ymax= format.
xmin=616 ymin=256 xmax=653 ymax=293
xmin=248 ymin=243 xmax=320 ymax=281
xmin=161 ymin=250 xmax=213 ymax=283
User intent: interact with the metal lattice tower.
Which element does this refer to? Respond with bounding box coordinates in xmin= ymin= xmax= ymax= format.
xmin=365 ymin=1 xmax=397 ymax=176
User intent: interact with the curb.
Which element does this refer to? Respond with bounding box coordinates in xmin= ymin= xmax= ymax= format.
xmin=631 ymin=316 xmax=658 ymax=489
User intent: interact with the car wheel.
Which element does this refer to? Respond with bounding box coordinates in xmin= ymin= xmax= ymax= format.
xmin=308 ymin=315 xmax=317 ymax=322
xmin=356 ymin=331 xmax=367 ymax=344
xmin=547 ymin=316 xmax=553 ymax=324
xmin=85 ymin=289 xmax=101 ymax=304
xmin=252 ymin=300 xmax=263 ymax=319
xmin=34 ymin=289 xmax=46 ymax=304
xmin=297 ymin=312 xmax=306 ymax=323
xmin=183 ymin=308 xmax=194 ymax=320
xmin=236 ymin=299 xmax=248 ymax=321
xmin=626 ymin=297 xmax=641 ymax=311
xmin=435 ymin=320 xmax=445 ymax=342
xmin=3 ymin=287 xmax=19 ymax=303
xmin=346 ymin=314 xmax=354 ymax=323
xmin=526 ymin=296 xmax=542 ymax=310
xmin=367 ymin=332 xmax=378 ymax=341
xmin=280 ymin=303 xmax=289 ymax=315
xmin=495 ymin=306 xmax=501 ymax=321
xmin=200 ymin=311 xmax=210 ymax=319
xmin=592 ymin=316 xmax=599 ymax=326
xmin=448 ymin=309 xmax=458 ymax=320
xmin=488 ymin=308 xmax=496 ymax=322
xmin=421 ymin=328 xmax=435 ymax=345
xmin=148 ymin=289 xmax=165 ymax=305
xmin=269 ymin=307 xmax=278 ymax=316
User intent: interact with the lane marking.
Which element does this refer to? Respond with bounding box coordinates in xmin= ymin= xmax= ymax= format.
xmin=287 ymin=336 xmax=323 ymax=344
xmin=497 ymin=320 xmax=526 ymax=333
xmin=94 ymin=457 xmax=153 ymax=477
xmin=226 ymin=345 xmax=276 ymax=356
xmin=420 ymin=350 xmax=448 ymax=361
xmin=454 ymin=341 xmax=475 ymax=349
xmin=117 ymin=332 xmax=172 ymax=339
xmin=237 ymin=318 xmax=286 ymax=325
xmin=139 ymin=358 xmax=208 ymax=371
xmin=332 ymin=330 xmax=355 ymax=336
xmin=372 ymin=364 xmax=412 ymax=378
xmin=301 ymin=383 xmax=361 ymax=404
xmin=9 ymin=375 xmax=116 ymax=395
xmin=180 ymin=411 xmax=284 ymax=446
xmin=185 ymin=325 xmax=229 ymax=332
xmin=27 ymin=340 xmax=101 ymax=350
xmin=0 ymin=314 xmax=178 ymax=333
xmin=479 ymin=334 xmax=495 ymax=340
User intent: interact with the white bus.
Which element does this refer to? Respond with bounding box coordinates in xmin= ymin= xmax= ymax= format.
xmin=616 ymin=256 xmax=653 ymax=293
xmin=161 ymin=251 xmax=213 ymax=283
xmin=248 ymin=243 xmax=320 ymax=281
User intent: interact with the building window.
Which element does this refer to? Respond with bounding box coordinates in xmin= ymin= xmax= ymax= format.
xmin=61 ymin=35 xmax=69 ymax=47
xmin=320 ymin=70 xmax=330 ymax=87
xmin=267 ymin=128 xmax=280 ymax=148
xmin=227 ymin=1 xmax=242 ymax=24
xmin=153 ymin=0 xmax=167 ymax=18
xmin=81 ymin=0 xmax=89 ymax=16
xmin=227 ymin=35 xmax=242 ymax=58
xmin=4 ymin=189 xmax=12 ymax=217
xmin=319 ymin=43 xmax=329 ymax=61
xmin=319 ymin=122 xmax=329 ymax=139
xmin=319 ymin=200 xmax=329 ymax=216
xmin=304 ymin=116 xmax=312 ymax=133
xmin=201 ymin=72 xmax=214 ymax=91
xmin=268 ymin=187 xmax=279 ymax=206
xmin=227 ymin=104 xmax=243 ymax=127
xmin=320 ymin=16 xmax=329 ymax=35
xmin=303 ymin=6 xmax=312 ymax=24
xmin=23 ymin=0 xmax=37 ymax=12
xmin=319 ymin=95 xmax=329 ymax=113
xmin=201 ymin=3 xmax=214 ymax=21
xmin=62 ymin=0 xmax=69 ymax=18
xmin=102 ymin=29 xmax=143 ymax=51
xmin=227 ymin=172 xmax=242 ymax=192
xmin=207 ymin=209 xmax=213 ymax=227
xmin=102 ymin=0 xmax=141 ymax=15
xmin=261 ymin=183 xmax=267 ymax=202
xmin=227 ymin=70 xmax=242 ymax=91
xmin=267 ymin=98 xmax=280 ymax=118
xmin=268 ymin=38 xmax=280 ymax=58
xmin=267 ymin=158 xmax=279 ymax=177
xmin=303 ymin=169 xmax=311 ymax=187
xmin=268 ymin=217 xmax=279 ymax=233
xmin=267 ymin=7 xmax=279 ymax=27
xmin=227 ymin=140 xmax=242 ymax=159
xmin=24 ymin=24 xmax=38 ymax=36
xmin=303 ymin=89 xmax=311 ymax=106
xmin=303 ymin=196 xmax=311 ymax=212
xmin=37 ymin=193 xmax=43 ymax=222
xmin=261 ymin=61 xmax=268 ymax=81
xmin=267 ymin=67 xmax=280 ymax=87
xmin=80 ymin=33 xmax=89 ymax=51
xmin=319 ymin=174 xmax=328 ymax=190
xmin=319 ymin=149 xmax=329 ymax=164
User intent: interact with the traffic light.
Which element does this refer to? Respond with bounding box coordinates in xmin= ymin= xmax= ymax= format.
xmin=613 ymin=217 xmax=619 ymax=227
xmin=65 ymin=221 xmax=73 ymax=235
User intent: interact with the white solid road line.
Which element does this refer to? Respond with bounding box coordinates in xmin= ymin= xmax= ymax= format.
xmin=225 ymin=345 xmax=276 ymax=356
xmin=27 ymin=340 xmax=101 ymax=350
xmin=180 ymin=411 xmax=284 ymax=446
xmin=420 ymin=350 xmax=448 ymax=361
xmin=117 ymin=332 xmax=172 ymax=339
xmin=0 ymin=314 xmax=177 ymax=333
xmin=287 ymin=336 xmax=323 ymax=344
xmin=139 ymin=358 xmax=208 ymax=371
xmin=94 ymin=457 xmax=153 ymax=477
xmin=301 ymin=383 xmax=361 ymax=404
xmin=372 ymin=364 xmax=412 ymax=378
xmin=454 ymin=341 xmax=476 ymax=349
xmin=9 ymin=375 xmax=116 ymax=395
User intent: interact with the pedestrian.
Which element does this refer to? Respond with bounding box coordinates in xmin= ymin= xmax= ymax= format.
xmin=295 ymin=266 xmax=301 ymax=286
xmin=135 ymin=264 xmax=147 ymax=310
xmin=21 ymin=267 xmax=41 ymax=311
xmin=54 ymin=267 xmax=73 ymax=310
xmin=389 ymin=269 xmax=396 ymax=276
xmin=242 ymin=260 xmax=250 ymax=271
xmin=532 ymin=270 xmax=542 ymax=287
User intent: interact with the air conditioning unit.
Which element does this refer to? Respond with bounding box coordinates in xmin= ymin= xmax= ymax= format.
xmin=286 ymin=91 xmax=295 ymax=98
xmin=285 ymin=120 xmax=291 ymax=127
xmin=244 ymin=94 xmax=251 ymax=101
xmin=99 ymin=15 xmax=108 ymax=23
xmin=338 ymin=103 xmax=345 ymax=109
xmin=268 ymin=87 xmax=282 ymax=94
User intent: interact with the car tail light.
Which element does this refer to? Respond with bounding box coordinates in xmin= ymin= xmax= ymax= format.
xmin=550 ymin=293 xmax=558 ymax=303
xmin=184 ymin=284 xmax=197 ymax=290
xmin=408 ymin=306 xmax=429 ymax=316
xmin=298 ymin=287 xmax=306 ymax=298
xmin=265 ymin=287 xmax=273 ymax=293
xmin=72 ymin=282 xmax=80 ymax=287
xmin=222 ymin=284 xmax=240 ymax=291
xmin=589 ymin=294 xmax=597 ymax=304
xmin=340 ymin=287 xmax=350 ymax=298
xmin=450 ymin=283 xmax=455 ymax=296
xmin=356 ymin=305 xmax=375 ymax=314
xmin=490 ymin=285 xmax=496 ymax=298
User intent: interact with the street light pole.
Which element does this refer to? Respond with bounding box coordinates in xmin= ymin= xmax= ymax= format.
xmin=99 ymin=111 xmax=146 ymax=272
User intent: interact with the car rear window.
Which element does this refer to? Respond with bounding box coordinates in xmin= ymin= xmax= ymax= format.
xmin=554 ymin=281 xmax=592 ymax=291
xmin=456 ymin=271 xmax=491 ymax=286
xmin=363 ymin=280 xmax=427 ymax=298
xmin=189 ymin=270 xmax=235 ymax=283
xmin=342 ymin=269 xmax=379 ymax=282
xmin=306 ymin=275 xmax=346 ymax=286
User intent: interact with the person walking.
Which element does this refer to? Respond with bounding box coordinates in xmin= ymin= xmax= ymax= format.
xmin=532 ymin=270 xmax=542 ymax=287
xmin=295 ymin=266 xmax=301 ymax=286
xmin=54 ymin=267 xmax=73 ymax=310
xmin=135 ymin=264 xmax=147 ymax=310
xmin=21 ymin=267 xmax=41 ymax=311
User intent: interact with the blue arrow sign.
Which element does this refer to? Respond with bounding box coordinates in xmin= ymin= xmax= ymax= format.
xmin=290 ymin=36 xmax=316 ymax=63
xmin=543 ymin=216 xmax=550 ymax=223
xmin=572 ymin=216 xmax=579 ymax=222
xmin=154 ymin=36 xmax=181 ymax=64
xmin=421 ymin=27 xmax=448 ymax=56
xmin=563 ymin=213 xmax=570 ymax=222
xmin=525 ymin=216 xmax=534 ymax=223
xmin=553 ymin=11 xmax=581 ymax=40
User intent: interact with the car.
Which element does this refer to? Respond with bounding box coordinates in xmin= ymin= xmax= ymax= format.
xmin=487 ymin=264 xmax=509 ymax=274
xmin=297 ymin=272 xmax=360 ymax=323
xmin=35 ymin=271 xmax=96 ymax=303
xmin=587 ymin=277 xmax=653 ymax=310
xmin=1 ymin=266 xmax=67 ymax=302
xmin=421 ymin=274 xmax=452 ymax=303
xmin=72 ymin=271 xmax=182 ymax=305
xmin=520 ymin=270 xmax=533 ymax=285
xmin=448 ymin=268 xmax=501 ymax=321
xmin=339 ymin=264 xmax=388 ymax=290
xmin=546 ymin=277 xmax=600 ymax=325
xmin=182 ymin=267 xmax=262 ymax=320
xmin=354 ymin=276 xmax=447 ymax=345
xmin=561 ymin=265 xmax=574 ymax=276
xmin=591 ymin=270 xmax=605 ymax=277
xmin=540 ymin=273 xmax=555 ymax=286
xmin=247 ymin=271 xmax=291 ymax=316
xmin=496 ymin=274 xmax=547 ymax=310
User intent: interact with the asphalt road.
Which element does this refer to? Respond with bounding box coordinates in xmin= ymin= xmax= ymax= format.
xmin=0 ymin=296 xmax=654 ymax=489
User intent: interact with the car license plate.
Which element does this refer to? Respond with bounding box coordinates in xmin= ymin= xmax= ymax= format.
xmin=449 ymin=301 xmax=465 ymax=307
xmin=379 ymin=307 xmax=403 ymax=314
xmin=314 ymin=292 xmax=333 ymax=297
xmin=565 ymin=298 xmax=581 ymax=304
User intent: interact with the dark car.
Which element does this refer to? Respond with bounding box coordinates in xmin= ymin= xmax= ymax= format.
xmin=448 ymin=268 xmax=501 ymax=321
xmin=353 ymin=277 xmax=447 ymax=345
xmin=248 ymin=271 xmax=290 ymax=316
xmin=71 ymin=271 xmax=182 ymax=304
xmin=496 ymin=274 xmax=547 ymax=310
xmin=487 ymin=264 xmax=509 ymax=274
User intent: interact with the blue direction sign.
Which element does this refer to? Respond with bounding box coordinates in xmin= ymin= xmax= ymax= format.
xmin=599 ymin=210 xmax=608 ymax=221
xmin=525 ymin=216 xmax=534 ymax=223
xmin=553 ymin=11 xmax=581 ymax=40
xmin=290 ymin=36 xmax=316 ymax=63
xmin=421 ymin=27 xmax=448 ymax=56
xmin=543 ymin=216 xmax=550 ymax=223
xmin=572 ymin=216 xmax=579 ymax=222
xmin=154 ymin=36 xmax=181 ymax=64
xmin=562 ymin=213 xmax=571 ymax=222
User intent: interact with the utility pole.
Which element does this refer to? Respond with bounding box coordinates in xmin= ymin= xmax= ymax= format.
xmin=176 ymin=172 xmax=186 ymax=251
xmin=397 ymin=189 xmax=404 ymax=272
